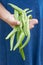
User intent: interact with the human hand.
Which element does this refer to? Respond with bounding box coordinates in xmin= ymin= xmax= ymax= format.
xmin=5 ymin=14 xmax=20 ymax=27
xmin=0 ymin=3 xmax=20 ymax=27
xmin=7 ymin=14 xmax=38 ymax=29
xmin=0 ymin=3 xmax=38 ymax=29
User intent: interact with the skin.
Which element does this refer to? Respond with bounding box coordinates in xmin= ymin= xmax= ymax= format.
xmin=0 ymin=3 xmax=38 ymax=29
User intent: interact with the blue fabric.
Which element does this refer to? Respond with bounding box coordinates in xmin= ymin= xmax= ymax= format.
xmin=0 ymin=0 xmax=43 ymax=65
xmin=0 ymin=0 xmax=1 ymax=2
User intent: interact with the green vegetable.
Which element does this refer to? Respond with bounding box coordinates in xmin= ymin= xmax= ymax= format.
xmin=5 ymin=28 xmax=17 ymax=40
xmin=24 ymin=8 xmax=29 ymax=12
xmin=14 ymin=10 xmax=25 ymax=60
xmin=13 ymin=31 xmax=25 ymax=51
xmin=5 ymin=3 xmax=32 ymax=60
xmin=20 ymin=34 xmax=30 ymax=49
xmin=10 ymin=34 xmax=15 ymax=51
xmin=17 ymin=31 xmax=25 ymax=60
xmin=28 ymin=15 xmax=32 ymax=19
xmin=19 ymin=43 xmax=25 ymax=60
xmin=26 ymin=10 xmax=32 ymax=14
xmin=8 ymin=3 xmax=23 ymax=14
xmin=20 ymin=15 xmax=30 ymax=49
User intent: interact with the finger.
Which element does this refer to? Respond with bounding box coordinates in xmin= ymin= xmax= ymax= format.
xmin=29 ymin=20 xmax=34 ymax=29
xmin=14 ymin=20 xmax=20 ymax=25
xmin=9 ymin=20 xmax=20 ymax=28
xmin=10 ymin=20 xmax=20 ymax=26
xmin=29 ymin=19 xmax=38 ymax=25
xmin=29 ymin=25 xmax=34 ymax=29
xmin=29 ymin=19 xmax=38 ymax=29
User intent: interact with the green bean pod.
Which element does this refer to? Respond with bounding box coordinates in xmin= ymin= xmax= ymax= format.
xmin=19 ymin=43 xmax=25 ymax=60
xmin=8 ymin=3 xmax=23 ymax=14
xmin=5 ymin=28 xmax=17 ymax=40
xmin=28 ymin=15 xmax=32 ymax=19
xmin=26 ymin=10 xmax=32 ymax=14
xmin=20 ymin=16 xmax=30 ymax=49
xmin=24 ymin=8 xmax=29 ymax=12
xmin=16 ymin=31 xmax=25 ymax=60
xmin=18 ymin=15 xmax=25 ymax=60
xmin=13 ymin=10 xmax=25 ymax=60
xmin=20 ymin=34 xmax=30 ymax=49
xmin=22 ymin=12 xmax=27 ymax=36
xmin=10 ymin=10 xmax=19 ymax=51
xmin=13 ymin=31 xmax=25 ymax=51
xmin=10 ymin=34 xmax=15 ymax=51
xmin=21 ymin=15 xmax=32 ymax=49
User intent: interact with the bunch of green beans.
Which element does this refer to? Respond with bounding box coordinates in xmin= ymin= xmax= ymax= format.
xmin=5 ymin=3 xmax=32 ymax=60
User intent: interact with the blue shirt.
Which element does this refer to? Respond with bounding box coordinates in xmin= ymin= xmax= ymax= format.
xmin=0 ymin=0 xmax=43 ymax=65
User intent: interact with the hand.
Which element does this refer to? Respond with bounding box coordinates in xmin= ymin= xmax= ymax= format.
xmin=0 ymin=3 xmax=20 ymax=27
xmin=5 ymin=14 xmax=20 ymax=27
xmin=0 ymin=3 xmax=38 ymax=29
xmin=7 ymin=14 xmax=38 ymax=29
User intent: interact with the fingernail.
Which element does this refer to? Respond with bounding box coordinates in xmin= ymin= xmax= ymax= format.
xmin=17 ymin=21 xmax=20 ymax=25
xmin=32 ymin=25 xmax=34 ymax=28
xmin=36 ymin=19 xmax=38 ymax=23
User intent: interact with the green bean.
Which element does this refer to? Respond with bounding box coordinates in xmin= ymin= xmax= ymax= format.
xmin=14 ymin=10 xmax=19 ymax=19
xmin=8 ymin=3 xmax=23 ymax=14
xmin=20 ymin=15 xmax=32 ymax=49
xmin=16 ymin=30 xmax=25 ymax=60
xmin=18 ymin=15 xmax=25 ymax=60
xmin=24 ymin=13 xmax=28 ymax=36
xmin=20 ymin=34 xmax=30 ymax=49
xmin=22 ymin=12 xmax=27 ymax=36
xmin=13 ymin=31 xmax=25 ymax=51
xmin=24 ymin=8 xmax=29 ymax=12
xmin=28 ymin=15 xmax=32 ymax=19
xmin=20 ymin=15 xmax=30 ymax=49
xmin=13 ymin=10 xmax=25 ymax=60
xmin=26 ymin=17 xmax=30 ymax=35
xmin=19 ymin=43 xmax=25 ymax=60
xmin=5 ymin=28 xmax=17 ymax=40
xmin=14 ymin=10 xmax=22 ymax=31
xmin=10 ymin=34 xmax=15 ymax=51
xmin=10 ymin=10 xmax=21 ymax=51
xmin=26 ymin=10 xmax=32 ymax=14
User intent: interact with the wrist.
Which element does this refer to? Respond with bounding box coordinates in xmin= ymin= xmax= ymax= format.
xmin=4 ymin=12 xmax=12 ymax=22
xmin=0 ymin=3 xmax=12 ymax=22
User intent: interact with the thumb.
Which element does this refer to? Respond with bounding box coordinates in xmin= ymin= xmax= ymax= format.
xmin=12 ymin=15 xmax=20 ymax=25
xmin=12 ymin=20 xmax=20 ymax=26
xmin=9 ymin=15 xmax=20 ymax=27
xmin=9 ymin=20 xmax=20 ymax=28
